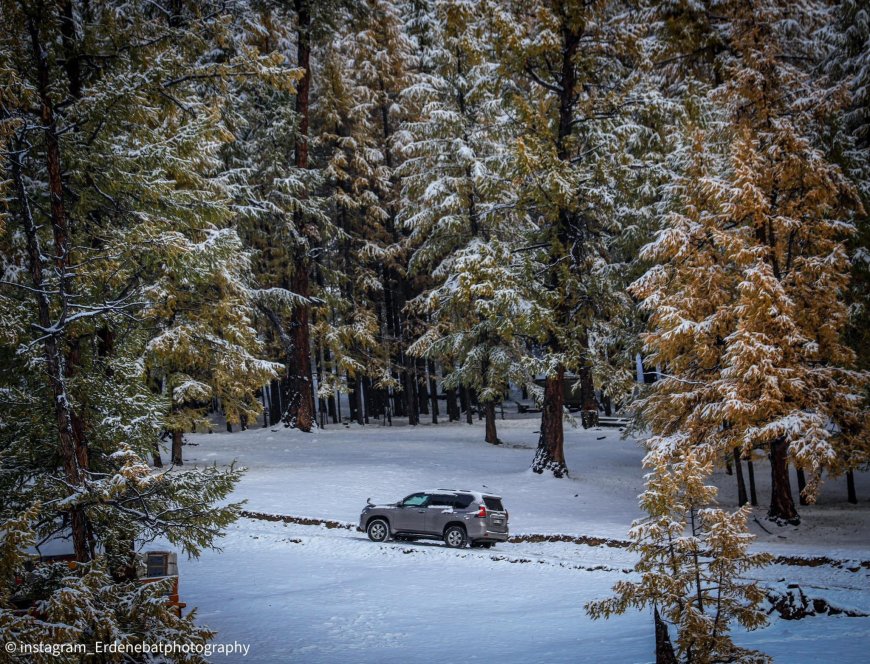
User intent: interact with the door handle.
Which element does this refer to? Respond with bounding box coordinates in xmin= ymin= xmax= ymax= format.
xmin=416 ymin=509 xmax=426 ymax=513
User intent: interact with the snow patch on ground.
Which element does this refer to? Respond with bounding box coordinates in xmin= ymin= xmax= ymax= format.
xmin=176 ymin=417 xmax=870 ymax=662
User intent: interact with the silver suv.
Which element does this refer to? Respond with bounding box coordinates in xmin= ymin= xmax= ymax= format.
xmin=358 ymin=489 xmax=509 ymax=548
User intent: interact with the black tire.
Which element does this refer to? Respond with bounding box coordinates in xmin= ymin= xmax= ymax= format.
xmin=483 ymin=543 xmax=493 ymax=549
xmin=443 ymin=525 xmax=467 ymax=549
xmin=366 ymin=518 xmax=390 ymax=542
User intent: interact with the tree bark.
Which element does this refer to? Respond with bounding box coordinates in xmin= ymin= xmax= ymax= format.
xmin=269 ymin=378 xmax=282 ymax=426
xmin=847 ymin=470 xmax=857 ymax=504
xmin=796 ymin=467 xmax=808 ymax=506
xmin=152 ymin=440 xmax=163 ymax=468
xmin=733 ymin=448 xmax=748 ymax=506
xmin=283 ymin=0 xmax=315 ymax=432
xmin=654 ymin=606 xmax=678 ymax=664
xmin=463 ymin=386 xmax=473 ymax=425
xmin=536 ymin=23 xmax=580 ymax=472
xmin=532 ymin=365 xmax=568 ymax=477
xmin=768 ymin=436 xmax=799 ymax=524
xmin=484 ymin=401 xmax=500 ymax=444
xmin=405 ymin=363 xmax=419 ymax=425
xmin=354 ymin=373 xmax=365 ymax=425
xmin=428 ymin=360 xmax=439 ymax=424
xmin=747 ymin=457 xmax=758 ymax=506
xmin=16 ymin=15 xmax=91 ymax=563
xmin=171 ymin=430 xmax=184 ymax=466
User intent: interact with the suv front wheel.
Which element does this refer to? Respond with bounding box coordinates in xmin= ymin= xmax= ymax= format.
xmin=443 ymin=525 xmax=467 ymax=548
xmin=366 ymin=518 xmax=390 ymax=542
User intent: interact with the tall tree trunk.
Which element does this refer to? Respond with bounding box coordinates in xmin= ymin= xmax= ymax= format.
xmin=152 ymin=441 xmax=163 ymax=468
xmin=269 ymin=378 xmax=282 ymax=426
xmin=747 ymin=457 xmax=758 ymax=506
xmin=532 ymin=365 xmax=568 ymax=477
xmin=17 ymin=16 xmax=91 ymax=563
xmin=354 ymin=374 xmax=365 ymax=426
xmin=536 ymin=24 xmax=580 ymax=473
xmin=484 ymin=401 xmax=500 ymax=444
xmin=417 ymin=359 xmax=429 ymax=415
xmin=796 ymin=467 xmax=808 ymax=506
xmin=316 ymin=344 xmax=327 ymax=428
xmin=602 ymin=392 xmax=612 ymax=417
xmin=463 ymin=386 xmax=473 ymax=425
xmin=846 ymin=470 xmax=857 ymax=504
xmin=768 ymin=436 xmax=799 ymax=524
xmin=284 ymin=0 xmax=315 ymax=432
xmin=171 ymin=430 xmax=184 ymax=466
xmin=323 ymin=347 xmax=337 ymax=423
xmin=733 ymin=448 xmax=748 ymax=506
xmin=428 ymin=360 xmax=439 ymax=424
xmin=405 ymin=363 xmax=418 ymax=425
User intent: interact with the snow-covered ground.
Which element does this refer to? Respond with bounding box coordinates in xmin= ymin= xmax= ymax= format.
xmin=175 ymin=416 xmax=870 ymax=663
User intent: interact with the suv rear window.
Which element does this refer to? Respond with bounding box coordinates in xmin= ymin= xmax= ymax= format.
xmin=483 ymin=496 xmax=504 ymax=511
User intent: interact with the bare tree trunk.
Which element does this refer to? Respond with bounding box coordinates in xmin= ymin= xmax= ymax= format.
xmin=15 ymin=16 xmax=91 ymax=563
xmin=354 ymin=374 xmax=364 ymax=425
xmin=405 ymin=364 xmax=419 ymax=425
xmin=463 ymin=386 xmax=473 ymax=425
xmin=747 ymin=457 xmax=758 ymax=506
xmin=532 ymin=365 xmax=568 ymax=477
xmin=152 ymin=441 xmax=164 ymax=468
xmin=484 ymin=402 xmax=500 ymax=445
xmin=733 ymin=448 xmax=748 ymax=506
xmin=171 ymin=430 xmax=184 ymax=466
xmin=796 ymin=467 xmax=808 ymax=506
xmin=284 ymin=0 xmax=315 ymax=432
xmin=417 ymin=359 xmax=429 ymax=415
xmin=654 ymin=606 xmax=678 ymax=664
xmin=847 ymin=470 xmax=857 ymax=504
xmin=768 ymin=436 xmax=799 ymax=524
xmin=428 ymin=360 xmax=439 ymax=424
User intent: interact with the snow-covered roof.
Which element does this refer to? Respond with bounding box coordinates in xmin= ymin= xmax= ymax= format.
xmin=424 ymin=488 xmax=502 ymax=499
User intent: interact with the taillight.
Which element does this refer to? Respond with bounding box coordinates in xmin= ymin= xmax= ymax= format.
xmin=505 ymin=510 xmax=509 ymax=521
xmin=476 ymin=505 xmax=487 ymax=518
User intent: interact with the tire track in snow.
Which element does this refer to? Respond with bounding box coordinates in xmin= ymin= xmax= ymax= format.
xmin=240 ymin=509 xmax=870 ymax=572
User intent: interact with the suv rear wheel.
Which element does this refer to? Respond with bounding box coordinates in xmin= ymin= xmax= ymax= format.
xmin=367 ymin=518 xmax=390 ymax=542
xmin=443 ymin=525 xmax=467 ymax=548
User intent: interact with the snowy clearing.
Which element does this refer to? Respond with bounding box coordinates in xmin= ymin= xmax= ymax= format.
xmin=176 ymin=417 xmax=870 ymax=663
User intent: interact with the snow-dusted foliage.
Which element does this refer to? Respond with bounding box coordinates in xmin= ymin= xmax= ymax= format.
xmin=630 ymin=0 xmax=869 ymax=523
xmin=587 ymin=451 xmax=772 ymax=663
xmin=399 ymin=0 xmax=535 ymax=442
xmin=0 ymin=0 xmax=282 ymax=652
xmin=489 ymin=0 xmax=648 ymax=475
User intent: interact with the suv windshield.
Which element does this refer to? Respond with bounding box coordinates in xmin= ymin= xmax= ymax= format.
xmin=483 ymin=496 xmax=504 ymax=511
xmin=401 ymin=494 xmax=428 ymax=507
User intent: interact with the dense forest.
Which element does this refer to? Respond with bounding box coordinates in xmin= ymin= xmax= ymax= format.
xmin=0 ymin=0 xmax=867 ymax=661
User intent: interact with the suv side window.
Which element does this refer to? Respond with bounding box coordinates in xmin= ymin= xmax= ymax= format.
xmin=428 ymin=494 xmax=456 ymax=507
xmin=401 ymin=493 xmax=429 ymax=507
xmin=453 ymin=494 xmax=474 ymax=509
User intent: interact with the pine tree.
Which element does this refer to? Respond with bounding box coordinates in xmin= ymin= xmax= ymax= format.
xmin=0 ymin=0 xmax=280 ymax=651
xmin=631 ymin=0 xmax=868 ymax=522
xmin=400 ymin=0 xmax=534 ymax=442
xmin=587 ymin=450 xmax=772 ymax=664
xmin=491 ymin=0 xmax=642 ymax=475
xmin=344 ymin=0 xmax=420 ymax=423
